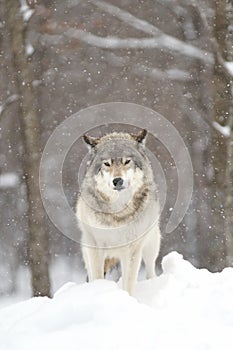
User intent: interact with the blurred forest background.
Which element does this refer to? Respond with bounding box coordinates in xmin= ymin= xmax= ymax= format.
xmin=0 ymin=0 xmax=233 ymax=298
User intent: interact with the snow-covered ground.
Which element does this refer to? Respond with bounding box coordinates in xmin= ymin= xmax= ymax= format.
xmin=0 ymin=251 xmax=233 ymax=350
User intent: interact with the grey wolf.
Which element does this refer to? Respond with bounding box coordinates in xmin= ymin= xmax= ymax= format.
xmin=76 ymin=129 xmax=161 ymax=295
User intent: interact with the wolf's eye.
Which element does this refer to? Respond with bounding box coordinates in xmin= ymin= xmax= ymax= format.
xmin=104 ymin=161 xmax=111 ymax=167
xmin=124 ymin=159 xmax=131 ymax=165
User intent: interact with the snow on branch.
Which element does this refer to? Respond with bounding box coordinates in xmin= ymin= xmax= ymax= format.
xmin=20 ymin=0 xmax=34 ymax=22
xmin=87 ymin=0 xmax=213 ymax=63
xmin=224 ymin=62 xmax=233 ymax=77
xmin=65 ymin=28 xmax=214 ymax=63
xmin=212 ymin=122 xmax=231 ymax=137
xmin=0 ymin=173 xmax=20 ymax=189
xmin=132 ymin=64 xmax=194 ymax=81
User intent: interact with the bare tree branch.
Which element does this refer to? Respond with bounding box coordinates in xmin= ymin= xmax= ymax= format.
xmin=89 ymin=0 xmax=161 ymax=36
xmin=88 ymin=0 xmax=213 ymax=63
xmin=65 ymin=28 xmax=214 ymax=63
xmin=0 ymin=95 xmax=19 ymax=118
xmin=39 ymin=1 xmax=214 ymax=64
xmin=192 ymin=0 xmax=232 ymax=78
xmin=132 ymin=64 xmax=194 ymax=81
xmin=212 ymin=121 xmax=231 ymax=137
xmin=181 ymin=95 xmax=213 ymax=131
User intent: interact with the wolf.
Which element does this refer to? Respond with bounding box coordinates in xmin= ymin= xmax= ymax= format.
xmin=76 ymin=129 xmax=161 ymax=295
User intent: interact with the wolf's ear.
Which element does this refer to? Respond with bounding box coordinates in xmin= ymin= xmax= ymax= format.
xmin=131 ymin=129 xmax=147 ymax=143
xmin=83 ymin=134 xmax=100 ymax=148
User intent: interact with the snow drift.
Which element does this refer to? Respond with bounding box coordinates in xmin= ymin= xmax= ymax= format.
xmin=0 ymin=252 xmax=233 ymax=350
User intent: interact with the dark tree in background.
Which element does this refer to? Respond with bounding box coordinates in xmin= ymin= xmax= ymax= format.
xmin=219 ymin=1 xmax=233 ymax=266
xmin=5 ymin=0 xmax=50 ymax=297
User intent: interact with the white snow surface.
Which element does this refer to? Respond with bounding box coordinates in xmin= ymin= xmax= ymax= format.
xmin=1 ymin=252 xmax=233 ymax=350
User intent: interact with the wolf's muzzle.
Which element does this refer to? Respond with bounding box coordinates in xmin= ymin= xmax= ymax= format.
xmin=113 ymin=177 xmax=124 ymax=190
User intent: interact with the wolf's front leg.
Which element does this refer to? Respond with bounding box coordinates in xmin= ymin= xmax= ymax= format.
xmin=82 ymin=247 xmax=105 ymax=281
xmin=121 ymin=248 xmax=141 ymax=295
xmin=142 ymin=226 xmax=161 ymax=279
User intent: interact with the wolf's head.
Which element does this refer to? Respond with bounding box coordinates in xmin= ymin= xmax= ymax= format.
xmin=82 ymin=130 xmax=150 ymax=201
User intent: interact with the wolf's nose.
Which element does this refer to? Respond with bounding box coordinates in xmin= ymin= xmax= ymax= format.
xmin=113 ymin=177 xmax=124 ymax=188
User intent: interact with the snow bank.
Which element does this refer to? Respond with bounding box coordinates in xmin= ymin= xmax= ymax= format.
xmin=1 ymin=252 xmax=233 ymax=350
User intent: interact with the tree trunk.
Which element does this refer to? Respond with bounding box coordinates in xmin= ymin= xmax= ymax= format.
xmin=223 ymin=2 xmax=233 ymax=266
xmin=210 ymin=1 xmax=233 ymax=269
xmin=6 ymin=0 xmax=51 ymax=296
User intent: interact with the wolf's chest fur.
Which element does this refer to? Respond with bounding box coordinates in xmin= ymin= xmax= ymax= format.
xmin=93 ymin=184 xmax=149 ymax=226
